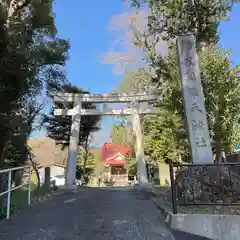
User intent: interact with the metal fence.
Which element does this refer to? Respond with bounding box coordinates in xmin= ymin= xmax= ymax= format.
xmin=0 ymin=165 xmax=31 ymax=219
xmin=169 ymin=162 xmax=240 ymax=214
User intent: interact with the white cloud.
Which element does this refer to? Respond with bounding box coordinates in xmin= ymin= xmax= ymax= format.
xmin=100 ymin=7 xmax=168 ymax=75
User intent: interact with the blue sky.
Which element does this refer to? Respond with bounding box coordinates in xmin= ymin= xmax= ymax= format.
xmin=219 ymin=6 xmax=240 ymax=65
xmin=54 ymin=0 xmax=127 ymax=93
xmin=52 ymin=0 xmax=130 ymax=146
xmin=33 ymin=1 xmax=240 ymax=145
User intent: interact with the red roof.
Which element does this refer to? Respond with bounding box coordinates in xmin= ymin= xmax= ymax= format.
xmin=101 ymin=142 xmax=132 ymax=166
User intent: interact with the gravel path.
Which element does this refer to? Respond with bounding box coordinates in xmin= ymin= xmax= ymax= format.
xmin=0 ymin=187 xmax=208 ymax=240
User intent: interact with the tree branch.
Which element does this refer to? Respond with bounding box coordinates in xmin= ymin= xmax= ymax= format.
xmin=7 ymin=0 xmax=32 ymax=27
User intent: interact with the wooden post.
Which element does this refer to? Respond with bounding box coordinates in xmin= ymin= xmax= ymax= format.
xmin=177 ymin=35 xmax=212 ymax=163
xmin=44 ymin=167 xmax=51 ymax=190
xmin=65 ymin=102 xmax=82 ymax=188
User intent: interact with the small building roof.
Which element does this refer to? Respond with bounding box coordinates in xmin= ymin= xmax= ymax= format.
xmin=101 ymin=142 xmax=132 ymax=166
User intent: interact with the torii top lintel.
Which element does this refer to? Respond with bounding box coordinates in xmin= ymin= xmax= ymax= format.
xmin=53 ymin=92 xmax=158 ymax=103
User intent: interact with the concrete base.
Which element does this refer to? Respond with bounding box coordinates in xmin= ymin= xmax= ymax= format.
xmin=133 ymin=183 xmax=153 ymax=192
xmin=151 ymin=197 xmax=240 ymax=240
xmin=58 ymin=185 xmax=78 ymax=192
xmin=170 ymin=214 xmax=240 ymax=240
xmin=135 ymin=185 xmax=240 ymax=239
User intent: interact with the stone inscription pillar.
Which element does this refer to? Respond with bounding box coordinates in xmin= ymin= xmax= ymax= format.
xmin=177 ymin=35 xmax=212 ymax=163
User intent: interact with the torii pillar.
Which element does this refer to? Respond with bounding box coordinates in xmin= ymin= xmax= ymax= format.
xmin=54 ymin=93 xmax=158 ymax=190
xmin=132 ymin=106 xmax=148 ymax=185
xmin=65 ymin=102 xmax=82 ymax=189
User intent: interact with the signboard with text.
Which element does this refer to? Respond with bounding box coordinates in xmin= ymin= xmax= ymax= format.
xmin=177 ymin=35 xmax=212 ymax=164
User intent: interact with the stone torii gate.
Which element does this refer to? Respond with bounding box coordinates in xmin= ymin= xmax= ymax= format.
xmin=53 ymin=92 xmax=158 ymax=190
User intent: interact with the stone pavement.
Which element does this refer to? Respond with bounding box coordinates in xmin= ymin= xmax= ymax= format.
xmin=0 ymin=187 xmax=209 ymax=240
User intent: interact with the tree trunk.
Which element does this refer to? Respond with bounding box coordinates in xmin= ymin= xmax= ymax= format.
xmin=29 ymin=152 xmax=40 ymax=193
xmin=82 ymin=135 xmax=90 ymax=176
xmin=177 ymin=153 xmax=183 ymax=163
xmin=215 ymin=142 xmax=222 ymax=164
xmin=82 ymin=156 xmax=87 ymax=176
xmin=6 ymin=0 xmax=31 ymax=27
xmin=0 ymin=137 xmax=8 ymax=167
xmin=0 ymin=0 xmax=31 ymax=55
xmin=0 ymin=141 xmax=6 ymax=167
